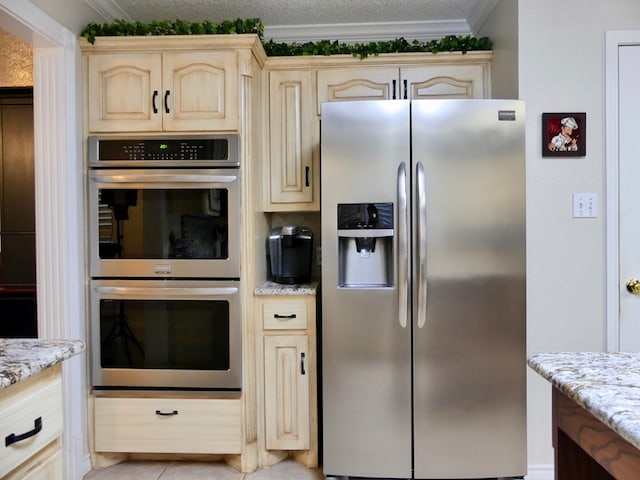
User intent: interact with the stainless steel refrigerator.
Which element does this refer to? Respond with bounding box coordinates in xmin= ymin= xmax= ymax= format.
xmin=320 ymin=99 xmax=526 ymax=479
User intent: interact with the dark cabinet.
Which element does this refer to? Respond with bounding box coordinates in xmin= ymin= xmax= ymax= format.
xmin=0 ymin=87 xmax=36 ymax=337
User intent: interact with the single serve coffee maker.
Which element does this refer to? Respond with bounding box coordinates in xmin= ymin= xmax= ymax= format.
xmin=269 ymin=225 xmax=313 ymax=284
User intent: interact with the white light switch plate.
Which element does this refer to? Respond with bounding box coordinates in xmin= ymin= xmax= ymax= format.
xmin=573 ymin=192 xmax=598 ymax=218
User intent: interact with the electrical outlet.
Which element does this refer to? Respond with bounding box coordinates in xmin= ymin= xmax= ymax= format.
xmin=573 ymin=192 xmax=598 ymax=218
xmin=315 ymin=246 xmax=322 ymax=266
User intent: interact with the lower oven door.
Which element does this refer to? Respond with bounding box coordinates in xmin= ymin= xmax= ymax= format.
xmin=90 ymin=279 xmax=241 ymax=390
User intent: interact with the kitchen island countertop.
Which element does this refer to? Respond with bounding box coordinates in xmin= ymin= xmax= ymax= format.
xmin=0 ymin=338 xmax=85 ymax=390
xmin=528 ymin=351 xmax=640 ymax=451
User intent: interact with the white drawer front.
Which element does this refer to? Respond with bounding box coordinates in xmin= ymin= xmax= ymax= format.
xmin=0 ymin=369 xmax=63 ymax=477
xmin=94 ymin=397 xmax=242 ymax=454
xmin=263 ymin=300 xmax=309 ymax=330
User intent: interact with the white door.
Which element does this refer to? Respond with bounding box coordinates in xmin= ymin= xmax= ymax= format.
xmin=617 ymin=43 xmax=640 ymax=351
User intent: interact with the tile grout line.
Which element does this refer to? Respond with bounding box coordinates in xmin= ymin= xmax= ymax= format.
xmin=156 ymin=461 xmax=173 ymax=480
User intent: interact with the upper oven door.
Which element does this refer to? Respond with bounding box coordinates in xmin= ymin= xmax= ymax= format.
xmin=88 ymin=169 xmax=240 ymax=278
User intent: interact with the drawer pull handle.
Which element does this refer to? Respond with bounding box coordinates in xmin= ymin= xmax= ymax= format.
xmin=274 ymin=314 xmax=296 ymax=319
xmin=155 ymin=410 xmax=178 ymax=416
xmin=5 ymin=417 xmax=42 ymax=447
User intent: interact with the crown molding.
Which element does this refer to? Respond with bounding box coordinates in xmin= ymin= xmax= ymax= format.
xmin=83 ymin=0 xmax=132 ymax=21
xmin=0 ymin=0 xmax=73 ymax=47
xmin=264 ymin=19 xmax=471 ymax=44
xmin=466 ymin=0 xmax=499 ymax=33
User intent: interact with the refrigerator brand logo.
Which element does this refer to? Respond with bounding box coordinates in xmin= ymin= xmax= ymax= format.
xmin=498 ymin=110 xmax=517 ymax=121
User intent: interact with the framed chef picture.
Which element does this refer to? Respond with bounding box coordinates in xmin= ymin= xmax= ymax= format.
xmin=542 ymin=112 xmax=586 ymax=157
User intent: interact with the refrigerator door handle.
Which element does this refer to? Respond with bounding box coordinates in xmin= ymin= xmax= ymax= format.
xmin=397 ymin=162 xmax=409 ymax=329
xmin=416 ymin=161 xmax=428 ymax=328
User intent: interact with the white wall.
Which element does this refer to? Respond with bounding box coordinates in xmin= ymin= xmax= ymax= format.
xmin=478 ymin=0 xmax=518 ymax=99
xmin=518 ymin=0 xmax=640 ymax=470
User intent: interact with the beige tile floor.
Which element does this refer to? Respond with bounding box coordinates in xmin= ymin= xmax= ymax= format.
xmin=83 ymin=459 xmax=324 ymax=480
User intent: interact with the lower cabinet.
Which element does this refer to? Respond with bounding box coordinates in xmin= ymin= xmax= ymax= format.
xmin=264 ymin=335 xmax=310 ymax=450
xmin=0 ymin=365 xmax=63 ymax=479
xmin=257 ymin=294 xmax=317 ymax=467
xmin=92 ymin=395 xmax=242 ymax=454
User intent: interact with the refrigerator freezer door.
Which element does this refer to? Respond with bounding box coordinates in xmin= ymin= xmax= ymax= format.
xmin=411 ymin=99 xmax=527 ymax=478
xmin=321 ymin=100 xmax=412 ymax=478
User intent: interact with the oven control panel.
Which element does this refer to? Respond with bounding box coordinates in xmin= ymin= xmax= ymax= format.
xmin=88 ymin=135 xmax=239 ymax=167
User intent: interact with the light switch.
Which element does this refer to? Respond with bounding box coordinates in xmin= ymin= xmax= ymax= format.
xmin=573 ymin=192 xmax=598 ymax=218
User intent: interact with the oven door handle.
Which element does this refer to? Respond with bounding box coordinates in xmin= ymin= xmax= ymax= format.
xmin=94 ymin=286 xmax=238 ymax=297
xmin=91 ymin=174 xmax=238 ymax=184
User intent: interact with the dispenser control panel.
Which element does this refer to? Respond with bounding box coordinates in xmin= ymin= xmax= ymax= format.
xmin=337 ymin=203 xmax=393 ymax=230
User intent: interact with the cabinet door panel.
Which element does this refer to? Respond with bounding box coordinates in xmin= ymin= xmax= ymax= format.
xmin=264 ymin=335 xmax=309 ymax=450
xmin=163 ymin=51 xmax=238 ymax=131
xmin=402 ymin=64 xmax=487 ymax=99
xmin=316 ymin=67 xmax=397 ymax=113
xmin=268 ymin=70 xmax=315 ymax=206
xmin=88 ymin=54 xmax=162 ymax=132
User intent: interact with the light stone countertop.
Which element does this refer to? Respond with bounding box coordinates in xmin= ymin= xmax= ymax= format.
xmin=0 ymin=338 xmax=85 ymax=390
xmin=255 ymin=281 xmax=319 ymax=296
xmin=528 ymin=352 xmax=640 ymax=450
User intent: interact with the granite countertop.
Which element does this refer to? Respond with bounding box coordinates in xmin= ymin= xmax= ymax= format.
xmin=528 ymin=352 xmax=640 ymax=450
xmin=0 ymin=338 xmax=85 ymax=390
xmin=255 ymin=281 xmax=319 ymax=296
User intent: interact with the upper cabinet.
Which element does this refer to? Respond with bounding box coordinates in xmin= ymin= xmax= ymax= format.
xmin=263 ymin=51 xmax=491 ymax=212
xmin=87 ymin=51 xmax=237 ymax=132
xmin=80 ymin=35 xmax=267 ymax=134
xmin=265 ymin=69 xmax=318 ymax=210
xmin=316 ymin=55 xmax=491 ymax=111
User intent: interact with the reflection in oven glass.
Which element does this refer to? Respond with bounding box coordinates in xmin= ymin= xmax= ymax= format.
xmin=99 ymin=299 xmax=230 ymax=370
xmin=98 ymin=188 xmax=229 ymax=260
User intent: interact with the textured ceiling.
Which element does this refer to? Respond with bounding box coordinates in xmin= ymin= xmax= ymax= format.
xmin=110 ymin=0 xmax=476 ymax=26
xmin=83 ymin=0 xmax=496 ymax=42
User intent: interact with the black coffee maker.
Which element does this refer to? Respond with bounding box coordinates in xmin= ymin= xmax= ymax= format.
xmin=269 ymin=225 xmax=313 ymax=284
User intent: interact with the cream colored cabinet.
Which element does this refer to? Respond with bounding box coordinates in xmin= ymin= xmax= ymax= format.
xmin=0 ymin=365 xmax=63 ymax=480
xmin=258 ymin=295 xmax=317 ymax=467
xmin=86 ymin=50 xmax=238 ymax=132
xmin=264 ymin=69 xmax=319 ymax=211
xmin=92 ymin=395 xmax=242 ymax=454
xmin=264 ymin=335 xmax=309 ymax=450
xmin=317 ymin=62 xmax=488 ymax=109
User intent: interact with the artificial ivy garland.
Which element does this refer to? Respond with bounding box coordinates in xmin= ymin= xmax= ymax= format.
xmin=81 ymin=18 xmax=492 ymax=58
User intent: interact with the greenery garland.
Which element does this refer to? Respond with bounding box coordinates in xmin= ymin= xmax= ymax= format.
xmin=81 ymin=19 xmax=492 ymax=59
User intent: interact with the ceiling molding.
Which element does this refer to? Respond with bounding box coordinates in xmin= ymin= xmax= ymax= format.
xmin=264 ymin=19 xmax=471 ymax=44
xmin=83 ymin=0 xmax=132 ymax=22
xmin=0 ymin=0 xmax=72 ymax=48
xmin=466 ymin=0 xmax=498 ymax=34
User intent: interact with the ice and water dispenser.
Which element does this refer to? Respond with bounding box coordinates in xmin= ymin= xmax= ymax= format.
xmin=337 ymin=203 xmax=394 ymax=288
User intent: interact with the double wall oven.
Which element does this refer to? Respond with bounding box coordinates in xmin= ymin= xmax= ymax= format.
xmin=87 ymin=135 xmax=242 ymax=390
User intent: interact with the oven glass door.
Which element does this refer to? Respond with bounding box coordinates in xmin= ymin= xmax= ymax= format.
xmin=88 ymin=169 xmax=240 ymax=278
xmin=90 ymin=280 xmax=241 ymax=390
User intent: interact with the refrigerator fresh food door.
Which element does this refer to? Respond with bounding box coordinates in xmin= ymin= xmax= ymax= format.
xmin=321 ymin=100 xmax=412 ymax=478
xmin=411 ymin=99 xmax=527 ymax=478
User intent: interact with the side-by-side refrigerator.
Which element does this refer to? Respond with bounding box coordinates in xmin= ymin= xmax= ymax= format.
xmin=320 ymin=99 xmax=526 ymax=479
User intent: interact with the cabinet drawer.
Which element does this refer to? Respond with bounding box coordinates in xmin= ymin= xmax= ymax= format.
xmin=94 ymin=396 xmax=241 ymax=454
xmin=0 ymin=366 xmax=63 ymax=478
xmin=4 ymin=442 xmax=62 ymax=480
xmin=262 ymin=300 xmax=309 ymax=330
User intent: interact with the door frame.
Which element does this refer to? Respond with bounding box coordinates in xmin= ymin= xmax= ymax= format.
xmin=605 ymin=31 xmax=640 ymax=352
xmin=0 ymin=2 xmax=88 ymax=478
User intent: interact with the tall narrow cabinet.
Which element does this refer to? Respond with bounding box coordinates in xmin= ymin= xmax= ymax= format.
xmin=80 ymin=34 xmax=266 ymax=473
